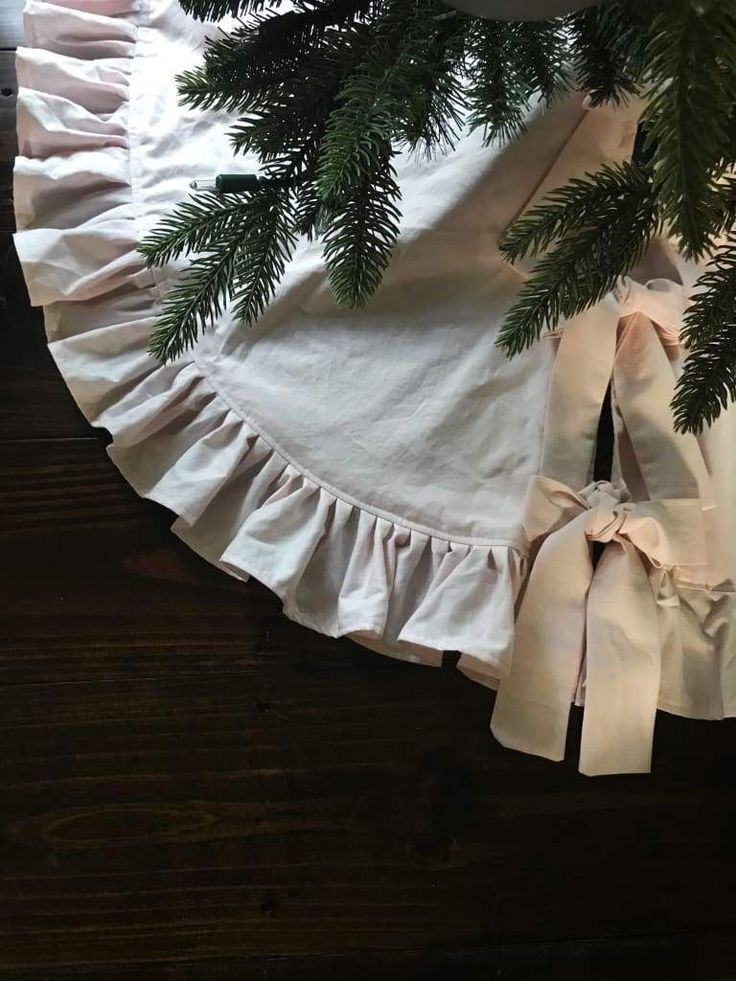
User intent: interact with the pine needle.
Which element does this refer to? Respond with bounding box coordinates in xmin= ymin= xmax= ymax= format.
xmin=672 ymin=239 xmax=736 ymax=432
xmin=147 ymin=238 xmax=241 ymax=362
xmin=497 ymin=162 xmax=659 ymax=354
xmin=179 ymin=0 xmax=275 ymax=23
xmin=644 ymin=0 xmax=736 ymax=258
xmin=321 ymin=156 xmax=402 ymax=306
xmin=138 ymin=193 xmax=253 ymax=267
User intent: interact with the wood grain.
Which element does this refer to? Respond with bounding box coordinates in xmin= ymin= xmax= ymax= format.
xmin=3 ymin=447 xmax=736 ymax=977
xmin=1 ymin=235 xmax=93 ymax=439
xmin=0 ymin=50 xmax=17 ymax=164
xmin=3 ymin=0 xmax=736 ymax=973
xmin=0 ymin=0 xmax=23 ymax=49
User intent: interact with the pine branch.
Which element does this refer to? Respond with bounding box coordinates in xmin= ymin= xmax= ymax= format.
xmin=294 ymin=179 xmax=332 ymax=239
xmin=321 ymin=153 xmax=402 ymax=306
xmin=397 ymin=13 xmax=469 ymax=157
xmin=644 ymin=0 xmax=736 ymax=258
xmin=176 ymin=18 xmax=305 ymax=115
xmin=315 ymin=4 xmax=427 ymax=203
xmin=466 ymin=21 xmax=532 ymax=146
xmin=145 ymin=184 xmax=300 ymax=360
xmin=512 ymin=20 xmax=571 ymax=104
xmin=228 ymin=30 xmax=364 ymax=161
xmin=257 ymin=0 xmax=376 ymax=42
xmin=138 ymin=193 xmax=252 ymax=266
xmin=567 ymin=1 xmax=648 ymax=106
xmin=179 ymin=0 xmax=275 ymax=22
xmin=147 ymin=236 xmax=241 ymax=362
xmin=672 ymin=239 xmax=736 ymax=432
xmin=231 ymin=185 xmax=299 ymax=323
xmin=499 ymin=161 xmax=653 ymax=264
xmin=497 ymin=163 xmax=659 ymax=354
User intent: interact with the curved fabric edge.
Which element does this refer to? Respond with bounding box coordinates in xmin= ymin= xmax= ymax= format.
xmin=11 ymin=0 xmax=526 ymax=680
xmin=613 ymin=276 xmax=736 ymax=721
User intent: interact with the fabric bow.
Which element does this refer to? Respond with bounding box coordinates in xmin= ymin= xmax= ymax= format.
xmin=491 ymin=475 xmax=707 ymax=775
xmin=615 ymin=276 xmax=689 ymax=347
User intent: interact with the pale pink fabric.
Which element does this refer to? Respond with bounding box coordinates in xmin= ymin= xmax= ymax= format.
xmin=491 ymin=277 xmax=736 ymax=773
xmin=12 ymin=0 xmax=736 ymax=774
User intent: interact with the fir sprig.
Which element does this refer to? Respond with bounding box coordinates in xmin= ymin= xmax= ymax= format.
xmin=179 ymin=0 xmax=273 ymax=22
xmin=321 ymin=152 xmax=402 ymax=306
xmin=497 ymin=162 xmax=659 ymax=354
xmin=672 ymin=239 xmax=736 ymax=432
xmin=141 ymin=0 xmax=736 ymax=428
xmin=500 ymin=161 xmax=654 ymax=266
xmin=466 ymin=21 xmax=534 ymax=146
xmin=315 ymin=2 xmax=428 ymax=202
xmin=148 ymin=235 xmax=242 ymax=362
xmin=568 ymin=2 xmax=647 ymax=106
xmin=231 ymin=184 xmax=299 ymax=323
xmin=139 ymin=193 xmax=253 ymax=266
xmin=643 ymin=0 xmax=736 ymax=258
xmin=397 ymin=13 xmax=468 ymax=157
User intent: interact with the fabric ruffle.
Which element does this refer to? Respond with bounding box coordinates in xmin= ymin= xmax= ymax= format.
xmin=610 ymin=275 xmax=736 ymax=721
xmin=12 ymin=0 xmax=526 ymax=678
xmin=14 ymin=0 xmax=736 ymax=753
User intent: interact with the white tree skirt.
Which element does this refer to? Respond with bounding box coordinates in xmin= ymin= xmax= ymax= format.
xmin=13 ymin=0 xmax=736 ymax=774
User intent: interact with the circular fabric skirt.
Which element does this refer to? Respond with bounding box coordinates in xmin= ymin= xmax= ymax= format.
xmin=13 ymin=0 xmax=736 ymax=773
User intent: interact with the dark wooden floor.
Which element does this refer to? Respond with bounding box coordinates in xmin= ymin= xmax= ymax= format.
xmin=3 ymin=8 xmax=736 ymax=979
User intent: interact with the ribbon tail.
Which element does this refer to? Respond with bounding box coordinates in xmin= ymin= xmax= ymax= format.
xmin=491 ymin=516 xmax=592 ymax=762
xmin=579 ymin=541 xmax=662 ymax=776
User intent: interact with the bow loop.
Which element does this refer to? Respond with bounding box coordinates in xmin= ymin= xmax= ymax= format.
xmin=585 ymin=502 xmax=632 ymax=544
xmin=524 ymin=476 xmax=705 ymax=569
xmin=610 ymin=498 xmax=708 ymax=571
xmin=578 ymin=479 xmax=632 ymax=543
xmin=521 ymin=474 xmax=587 ymax=543
xmin=493 ymin=473 xmax=708 ymax=775
xmin=614 ymin=277 xmax=690 ymax=346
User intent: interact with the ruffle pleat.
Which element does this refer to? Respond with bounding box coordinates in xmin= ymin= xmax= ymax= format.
xmin=12 ymin=0 xmax=526 ymax=678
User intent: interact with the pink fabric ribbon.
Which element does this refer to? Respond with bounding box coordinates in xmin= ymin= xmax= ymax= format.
xmin=491 ymin=274 xmax=711 ymax=775
xmin=491 ymin=476 xmax=706 ymax=775
xmin=615 ymin=276 xmax=689 ymax=346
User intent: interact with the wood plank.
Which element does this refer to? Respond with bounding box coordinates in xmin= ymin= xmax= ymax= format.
xmin=4 ymin=935 xmax=736 ymax=981
xmin=0 ymin=238 xmax=95 ymax=439
xmin=2 ymin=665 xmax=736 ymax=968
xmin=2 ymin=438 xmax=736 ymax=974
xmin=0 ymin=0 xmax=24 ymax=50
xmin=0 ymin=51 xmax=17 ymax=203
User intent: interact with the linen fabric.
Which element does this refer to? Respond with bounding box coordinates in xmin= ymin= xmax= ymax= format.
xmin=13 ymin=0 xmax=736 ymax=774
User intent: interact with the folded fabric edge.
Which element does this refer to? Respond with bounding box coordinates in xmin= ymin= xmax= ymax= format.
xmin=11 ymin=0 xmax=526 ymax=680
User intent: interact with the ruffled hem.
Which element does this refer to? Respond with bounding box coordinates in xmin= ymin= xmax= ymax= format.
xmin=12 ymin=0 xmax=526 ymax=679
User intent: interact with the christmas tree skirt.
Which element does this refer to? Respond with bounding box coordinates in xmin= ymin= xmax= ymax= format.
xmin=13 ymin=0 xmax=736 ymax=774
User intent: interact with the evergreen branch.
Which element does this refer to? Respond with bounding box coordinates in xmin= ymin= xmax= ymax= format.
xmin=716 ymin=176 xmax=736 ymax=237
xmin=257 ymin=0 xmax=376 ymax=43
xmin=499 ymin=161 xmax=653 ymax=264
xmin=176 ymin=19 xmax=304 ymax=115
xmin=513 ymin=20 xmax=571 ymax=104
xmin=466 ymin=21 xmax=532 ymax=146
xmin=672 ymin=330 xmax=736 ymax=434
xmin=147 ymin=236 xmax=241 ymax=363
xmin=231 ymin=185 xmax=300 ymax=323
xmin=179 ymin=0 xmax=276 ymax=22
xmin=497 ymin=166 xmax=659 ymax=354
xmin=138 ymin=193 xmax=252 ymax=267
xmin=644 ymin=0 xmax=736 ymax=258
xmin=315 ymin=5 xmax=425 ymax=203
xmin=398 ymin=13 xmax=469 ymax=157
xmin=294 ymin=179 xmax=332 ymax=239
xmin=228 ymin=30 xmax=364 ymax=160
xmin=672 ymin=240 xmax=736 ymax=432
xmin=567 ymin=1 xmax=648 ymax=106
xmin=321 ymin=152 xmax=402 ymax=306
